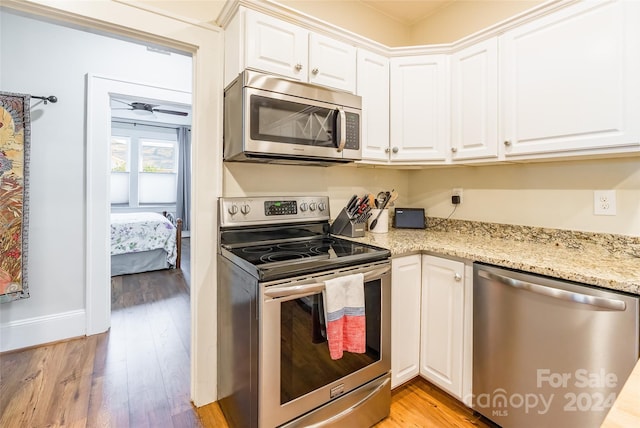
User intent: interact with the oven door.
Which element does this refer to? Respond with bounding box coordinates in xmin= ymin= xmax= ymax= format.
xmin=245 ymin=87 xmax=361 ymax=161
xmin=259 ymin=261 xmax=391 ymax=428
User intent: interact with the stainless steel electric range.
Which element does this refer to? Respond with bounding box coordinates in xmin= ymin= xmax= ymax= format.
xmin=217 ymin=196 xmax=392 ymax=428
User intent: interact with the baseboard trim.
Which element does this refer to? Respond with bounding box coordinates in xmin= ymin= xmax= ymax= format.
xmin=0 ymin=309 xmax=86 ymax=352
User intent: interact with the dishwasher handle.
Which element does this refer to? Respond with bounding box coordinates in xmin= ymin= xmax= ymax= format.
xmin=477 ymin=269 xmax=627 ymax=311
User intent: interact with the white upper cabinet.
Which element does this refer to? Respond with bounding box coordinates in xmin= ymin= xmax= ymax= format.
xmin=357 ymin=48 xmax=390 ymax=162
xmin=244 ymin=10 xmax=308 ymax=82
xmin=308 ymin=33 xmax=356 ymax=92
xmin=499 ymin=0 xmax=640 ymax=157
xmin=450 ymin=38 xmax=498 ymax=161
xmin=390 ymin=55 xmax=450 ymax=162
xmin=231 ymin=9 xmax=357 ymax=92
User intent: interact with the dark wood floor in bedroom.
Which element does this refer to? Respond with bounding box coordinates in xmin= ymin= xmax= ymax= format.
xmin=0 ymin=245 xmax=490 ymax=427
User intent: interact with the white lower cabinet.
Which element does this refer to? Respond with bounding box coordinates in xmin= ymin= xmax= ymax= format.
xmin=390 ymin=255 xmax=422 ymax=388
xmin=391 ymin=254 xmax=472 ymax=404
xmin=420 ymin=255 xmax=472 ymax=402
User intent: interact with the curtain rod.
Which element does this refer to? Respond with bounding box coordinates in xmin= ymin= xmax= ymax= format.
xmin=111 ymin=119 xmax=190 ymax=131
xmin=31 ymin=95 xmax=57 ymax=104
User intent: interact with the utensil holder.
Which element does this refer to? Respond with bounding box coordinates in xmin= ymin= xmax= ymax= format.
xmin=330 ymin=208 xmax=365 ymax=238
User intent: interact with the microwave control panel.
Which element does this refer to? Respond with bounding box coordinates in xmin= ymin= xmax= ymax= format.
xmin=344 ymin=112 xmax=360 ymax=150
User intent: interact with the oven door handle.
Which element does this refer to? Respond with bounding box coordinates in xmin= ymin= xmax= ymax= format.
xmin=264 ymin=266 xmax=390 ymax=299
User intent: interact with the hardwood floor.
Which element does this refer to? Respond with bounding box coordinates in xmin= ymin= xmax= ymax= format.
xmin=1 ymin=265 xmax=491 ymax=427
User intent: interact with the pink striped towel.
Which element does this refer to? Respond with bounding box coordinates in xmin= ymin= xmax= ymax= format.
xmin=323 ymin=273 xmax=366 ymax=360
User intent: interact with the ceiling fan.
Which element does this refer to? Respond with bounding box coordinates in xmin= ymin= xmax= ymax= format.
xmin=112 ymin=99 xmax=188 ymax=116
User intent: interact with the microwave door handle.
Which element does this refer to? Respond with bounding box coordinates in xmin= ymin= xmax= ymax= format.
xmin=336 ymin=107 xmax=346 ymax=152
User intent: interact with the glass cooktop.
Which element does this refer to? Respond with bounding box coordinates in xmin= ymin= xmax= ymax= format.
xmin=221 ymin=234 xmax=390 ymax=281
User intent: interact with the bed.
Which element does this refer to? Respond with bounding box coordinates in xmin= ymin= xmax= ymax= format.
xmin=110 ymin=211 xmax=182 ymax=276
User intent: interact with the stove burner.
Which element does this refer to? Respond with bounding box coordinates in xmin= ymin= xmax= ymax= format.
xmin=242 ymin=245 xmax=274 ymax=254
xmin=260 ymin=252 xmax=308 ymax=263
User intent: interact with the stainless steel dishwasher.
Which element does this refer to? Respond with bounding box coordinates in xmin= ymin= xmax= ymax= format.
xmin=473 ymin=263 xmax=639 ymax=428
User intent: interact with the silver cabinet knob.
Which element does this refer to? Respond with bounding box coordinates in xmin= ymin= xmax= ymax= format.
xmin=385 ymin=147 xmax=390 ymax=153
xmin=504 ymin=140 xmax=512 ymax=146
xmin=392 ymin=147 xmax=399 ymax=153
xmin=240 ymin=204 xmax=251 ymax=215
xmin=228 ymin=205 xmax=238 ymax=215
xmin=451 ymin=147 xmax=458 ymax=153
xmin=312 ymin=68 xmax=319 ymax=75
xmin=454 ymin=273 xmax=462 ymax=282
xmin=295 ymin=63 xmax=303 ymax=71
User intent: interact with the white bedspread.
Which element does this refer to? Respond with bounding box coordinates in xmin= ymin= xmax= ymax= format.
xmin=110 ymin=212 xmax=177 ymax=265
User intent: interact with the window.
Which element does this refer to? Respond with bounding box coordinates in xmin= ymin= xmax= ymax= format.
xmin=110 ymin=123 xmax=178 ymax=207
xmin=110 ymin=136 xmax=130 ymax=204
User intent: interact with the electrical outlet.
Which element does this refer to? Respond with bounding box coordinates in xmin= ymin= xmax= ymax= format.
xmin=594 ymin=190 xmax=616 ymax=216
xmin=452 ymin=188 xmax=463 ymax=205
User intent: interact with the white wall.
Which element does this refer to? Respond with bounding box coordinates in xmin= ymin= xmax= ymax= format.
xmin=408 ymin=157 xmax=640 ymax=236
xmin=223 ymin=163 xmax=410 ymax=216
xmin=0 ymin=10 xmax=192 ymax=351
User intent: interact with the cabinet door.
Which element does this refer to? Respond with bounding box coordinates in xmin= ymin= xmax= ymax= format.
xmin=308 ymin=33 xmax=356 ymax=92
xmin=357 ymin=49 xmax=390 ymax=161
xmin=451 ymin=38 xmax=498 ymax=161
xmin=245 ymin=10 xmax=308 ymax=81
xmin=420 ymin=255 xmax=464 ymax=399
xmin=391 ymin=255 xmax=422 ymax=389
xmin=500 ymin=0 xmax=640 ymax=157
xmin=390 ymin=55 xmax=450 ymax=162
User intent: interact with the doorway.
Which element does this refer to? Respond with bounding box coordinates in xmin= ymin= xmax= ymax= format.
xmin=1 ymin=2 xmax=222 ymax=407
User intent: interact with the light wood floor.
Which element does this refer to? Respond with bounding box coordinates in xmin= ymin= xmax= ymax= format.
xmin=0 ymin=267 xmax=492 ymax=427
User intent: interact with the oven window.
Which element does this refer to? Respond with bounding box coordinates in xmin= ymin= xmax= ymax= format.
xmin=280 ymin=279 xmax=382 ymax=405
xmin=250 ymin=95 xmax=337 ymax=147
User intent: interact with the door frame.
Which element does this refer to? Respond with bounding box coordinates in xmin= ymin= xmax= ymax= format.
xmin=2 ymin=0 xmax=223 ymax=407
xmin=86 ymin=75 xmax=191 ymax=334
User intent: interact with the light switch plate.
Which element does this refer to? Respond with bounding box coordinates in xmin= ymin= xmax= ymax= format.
xmin=594 ymin=190 xmax=616 ymax=216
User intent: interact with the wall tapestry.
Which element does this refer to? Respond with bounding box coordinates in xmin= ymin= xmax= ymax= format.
xmin=0 ymin=92 xmax=31 ymax=303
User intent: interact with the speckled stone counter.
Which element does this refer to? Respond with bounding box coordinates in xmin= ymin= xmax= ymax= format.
xmin=347 ymin=218 xmax=640 ymax=295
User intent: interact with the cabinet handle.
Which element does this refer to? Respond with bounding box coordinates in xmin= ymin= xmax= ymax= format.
xmin=451 ymin=147 xmax=458 ymax=153
xmin=312 ymin=68 xmax=319 ymax=75
xmin=454 ymin=273 xmax=462 ymax=282
xmin=504 ymin=140 xmax=512 ymax=147
xmin=385 ymin=147 xmax=390 ymax=153
xmin=295 ymin=63 xmax=303 ymax=71
xmin=392 ymin=147 xmax=399 ymax=154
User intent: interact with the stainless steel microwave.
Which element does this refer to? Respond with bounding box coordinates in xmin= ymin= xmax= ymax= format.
xmin=224 ymin=69 xmax=362 ymax=166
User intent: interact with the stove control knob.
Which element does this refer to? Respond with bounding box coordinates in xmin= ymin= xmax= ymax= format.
xmin=300 ymin=203 xmax=309 ymax=212
xmin=228 ymin=205 xmax=239 ymax=215
xmin=309 ymin=202 xmax=317 ymax=211
xmin=240 ymin=204 xmax=251 ymax=215
xmin=318 ymin=202 xmax=327 ymax=212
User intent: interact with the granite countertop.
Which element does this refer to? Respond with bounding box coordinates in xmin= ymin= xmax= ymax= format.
xmin=346 ymin=218 xmax=640 ymax=295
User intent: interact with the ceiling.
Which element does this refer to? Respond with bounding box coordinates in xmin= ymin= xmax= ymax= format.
xmin=359 ymin=0 xmax=455 ymax=25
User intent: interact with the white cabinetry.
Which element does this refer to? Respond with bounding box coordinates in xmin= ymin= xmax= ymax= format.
xmin=244 ymin=10 xmax=308 ymax=82
xmin=450 ymin=38 xmax=498 ymax=161
xmin=499 ymin=0 xmax=640 ymax=158
xmin=390 ymin=255 xmax=422 ymax=389
xmin=227 ymin=9 xmax=357 ymax=92
xmin=390 ymin=55 xmax=450 ymax=162
xmin=420 ymin=255 xmax=472 ymax=402
xmin=357 ymin=49 xmax=390 ymax=162
xmin=308 ymin=33 xmax=356 ymax=92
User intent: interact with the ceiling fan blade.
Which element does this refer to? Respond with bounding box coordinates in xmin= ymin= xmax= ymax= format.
xmin=152 ymin=108 xmax=188 ymax=116
xmin=112 ymin=99 xmax=133 ymax=107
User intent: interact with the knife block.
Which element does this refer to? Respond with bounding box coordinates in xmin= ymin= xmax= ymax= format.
xmin=330 ymin=208 xmax=365 ymax=238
